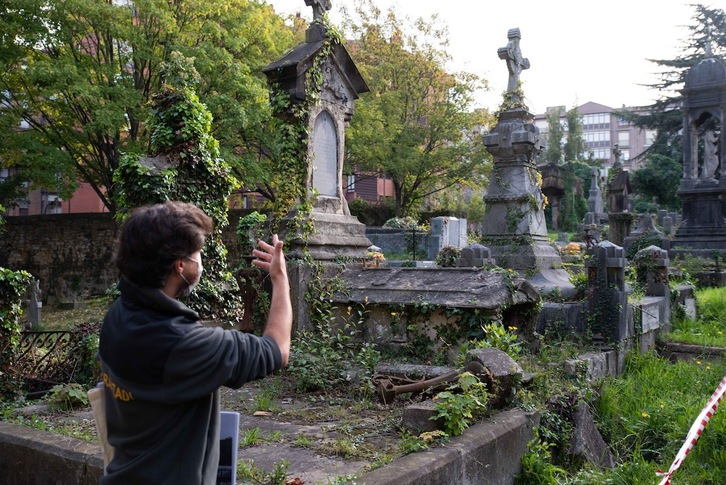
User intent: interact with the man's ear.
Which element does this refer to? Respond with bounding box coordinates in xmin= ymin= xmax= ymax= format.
xmin=172 ymin=258 xmax=185 ymax=274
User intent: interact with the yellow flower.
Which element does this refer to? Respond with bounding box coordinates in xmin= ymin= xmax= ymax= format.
xmin=508 ymin=326 xmax=518 ymax=332
xmin=660 ymin=404 xmax=665 ymax=409
xmin=390 ymin=312 xmax=397 ymax=317
xmin=696 ymin=361 xmax=702 ymax=365
xmin=641 ymin=412 xmax=649 ymax=418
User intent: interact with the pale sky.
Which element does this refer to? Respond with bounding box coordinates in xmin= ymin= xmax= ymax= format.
xmin=266 ymin=0 xmax=697 ymax=114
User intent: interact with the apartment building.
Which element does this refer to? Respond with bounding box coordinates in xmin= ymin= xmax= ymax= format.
xmin=533 ymin=101 xmax=657 ymax=171
xmin=1 ymin=167 xmax=108 ymax=216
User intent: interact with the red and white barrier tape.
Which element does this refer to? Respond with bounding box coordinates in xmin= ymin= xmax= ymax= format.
xmin=656 ymin=374 xmax=726 ymax=485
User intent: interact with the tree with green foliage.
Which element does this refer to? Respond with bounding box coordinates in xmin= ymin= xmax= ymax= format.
xmin=563 ymin=106 xmax=586 ymax=162
xmin=631 ymin=151 xmax=682 ymax=211
xmin=0 ymin=0 xmax=293 ymax=215
xmin=545 ymin=109 xmax=564 ymax=164
xmin=433 ymin=186 xmax=487 ymax=225
xmin=619 ymin=5 xmax=725 ymax=175
xmin=339 ymin=0 xmax=492 ymax=218
xmin=560 ymin=163 xmax=588 ymax=232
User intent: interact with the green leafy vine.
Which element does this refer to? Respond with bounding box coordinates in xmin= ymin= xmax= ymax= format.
xmin=268 ymin=16 xmax=344 ymax=247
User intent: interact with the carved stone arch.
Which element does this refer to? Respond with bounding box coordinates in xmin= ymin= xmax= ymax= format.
xmin=687 ymin=110 xmax=721 ymax=180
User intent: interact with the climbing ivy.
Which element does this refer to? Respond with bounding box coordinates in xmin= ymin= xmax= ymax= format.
xmin=267 ymin=16 xmax=344 ymax=243
xmin=0 ymin=267 xmax=31 ymax=399
xmin=236 ymin=212 xmax=269 ymax=262
xmin=497 ymin=82 xmax=527 ymax=113
xmin=112 ymin=52 xmax=241 ymax=322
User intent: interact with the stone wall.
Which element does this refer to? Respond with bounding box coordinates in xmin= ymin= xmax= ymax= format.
xmin=0 ymin=211 xmax=247 ymax=303
xmin=0 ymin=213 xmax=118 ymax=303
xmin=0 ymin=422 xmax=104 ymax=484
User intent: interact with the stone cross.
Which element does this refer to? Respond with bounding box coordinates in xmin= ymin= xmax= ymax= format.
xmin=305 ymin=0 xmax=331 ymax=20
xmin=497 ymin=28 xmax=530 ymax=93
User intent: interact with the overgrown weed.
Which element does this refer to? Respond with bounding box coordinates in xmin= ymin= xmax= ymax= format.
xmin=667 ymin=286 xmax=726 ymax=347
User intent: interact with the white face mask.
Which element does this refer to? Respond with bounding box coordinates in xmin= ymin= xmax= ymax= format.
xmin=179 ymin=256 xmax=202 ymax=294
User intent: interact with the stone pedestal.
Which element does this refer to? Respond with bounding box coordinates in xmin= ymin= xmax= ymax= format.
xmin=281 ymin=211 xmax=371 ymax=261
xmin=672 ymin=182 xmax=726 ymax=254
xmin=481 ymin=108 xmax=573 ymax=297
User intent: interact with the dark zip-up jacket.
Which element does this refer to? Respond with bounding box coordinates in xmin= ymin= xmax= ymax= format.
xmin=98 ymin=277 xmax=282 ymax=484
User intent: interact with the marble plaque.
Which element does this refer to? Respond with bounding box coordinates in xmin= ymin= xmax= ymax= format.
xmin=311 ymin=111 xmax=338 ymax=197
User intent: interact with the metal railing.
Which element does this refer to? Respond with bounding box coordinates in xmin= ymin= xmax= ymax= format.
xmin=12 ymin=322 xmax=99 ymax=396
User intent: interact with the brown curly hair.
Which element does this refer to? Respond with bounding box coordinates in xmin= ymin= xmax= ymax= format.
xmin=115 ymin=201 xmax=213 ymax=288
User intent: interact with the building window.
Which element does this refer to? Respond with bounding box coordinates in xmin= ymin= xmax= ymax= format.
xmin=585 ymin=131 xmax=611 ymax=143
xmin=621 ymin=149 xmax=630 ymax=161
xmin=583 ymin=113 xmax=610 ymax=129
xmin=618 ymin=131 xmax=630 ymax=147
xmin=591 ymin=149 xmax=610 ymax=160
xmin=618 ymin=117 xmax=630 ymax=126
xmin=346 ymin=174 xmax=355 ymax=193
xmin=645 ymin=129 xmax=657 ymax=147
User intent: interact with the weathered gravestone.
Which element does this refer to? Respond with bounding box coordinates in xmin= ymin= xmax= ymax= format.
xmin=263 ymin=1 xmax=371 ymax=329
xmin=428 ymin=217 xmax=468 ymax=260
xmin=632 ymin=245 xmax=671 ymax=352
xmin=263 ymin=0 xmax=371 ymax=262
xmin=25 ymin=278 xmax=42 ymax=329
xmin=568 ymin=401 xmax=616 ymax=469
xmin=624 ymin=213 xmax=669 ymax=255
xmin=585 ymin=241 xmax=632 ymax=346
xmin=481 ymin=28 xmax=573 ymax=298
xmin=584 ymin=168 xmax=605 ymax=225
xmin=457 ymin=243 xmax=495 ymax=268
xmin=606 ymin=156 xmax=635 ymax=247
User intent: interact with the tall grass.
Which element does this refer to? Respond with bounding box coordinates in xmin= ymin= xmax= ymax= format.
xmin=694 ymin=286 xmax=726 ymax=324
xmin=669 ymin=286 xmax=726 ymax=347
xmin=518 ymin=346 xmax=726 ymax=484
xmin=592 ymin=352 xmax=726 ymax=484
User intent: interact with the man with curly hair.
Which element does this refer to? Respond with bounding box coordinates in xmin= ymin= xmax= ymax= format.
xmin=98 ymin=201 xmax=291 ymax=484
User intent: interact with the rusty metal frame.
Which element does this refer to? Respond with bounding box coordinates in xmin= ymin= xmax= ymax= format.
xmin=12 ymin=327 xmax=97 ymax=394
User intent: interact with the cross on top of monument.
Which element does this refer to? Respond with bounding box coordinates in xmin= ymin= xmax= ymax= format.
xmin=305 ymin=0 xmax=332 ymax=20
xmin=497 ymin=28 xmax=530 ymax=94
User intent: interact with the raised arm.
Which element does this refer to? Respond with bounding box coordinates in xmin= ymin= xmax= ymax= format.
xmin=252 ymin=234 xmax=292 ymax=366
